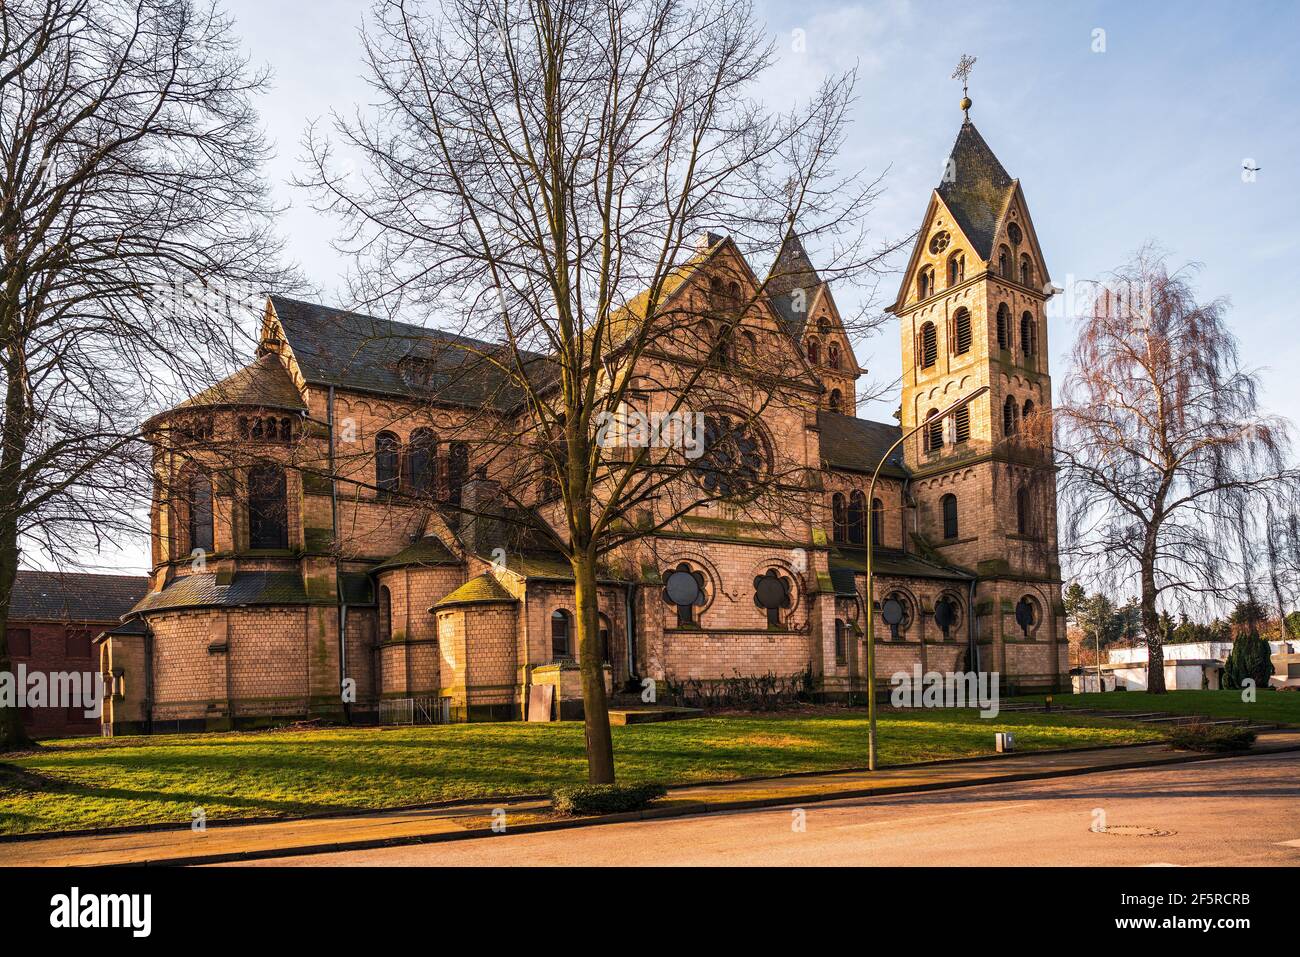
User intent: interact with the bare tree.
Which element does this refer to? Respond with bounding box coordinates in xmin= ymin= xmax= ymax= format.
xmin=303 ymin=0 xmax=897 ymax=781
xmin=1055 ymin=248 xmax=1299 ymax=694
xmin=0 ymin=0 xmax=293 ymax=750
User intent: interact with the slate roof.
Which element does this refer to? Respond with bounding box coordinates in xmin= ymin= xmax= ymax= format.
xmin=936 ymin=120 xmax=1015 ymax=260
xmin=829 ymin=547 xmax=973 ymax=589
xmin=173 ymin=353 xmax=306 ymax=413
xmin=129 ymin=571 xmax=317 ymax=616
xmin=9 ymin=571 xmax=149 ymax=623
xmin=816 ymin=411 xmax=907 ymax=477
xmin=268 ymin=295 xmax=555 ymax=410
xmin=431 ymin=573 xmax=517 ymax=610
xmin=765 ymin=227 xmax=825 ymax=336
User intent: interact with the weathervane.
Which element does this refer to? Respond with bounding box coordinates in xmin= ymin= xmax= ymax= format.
xmin=952 ymin=54 xmax=977 ymax=118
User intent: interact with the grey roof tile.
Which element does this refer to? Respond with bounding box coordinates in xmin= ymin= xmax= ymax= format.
xmin=937 ymin=121 xmax=1015 ymax=260
xmin=9 ymin=572 xmax=149 ymax=623
xmin=817 ymin=411 xmax=907 ymax=477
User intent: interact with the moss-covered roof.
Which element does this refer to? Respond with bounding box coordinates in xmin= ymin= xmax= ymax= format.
xmin=481 ymin=548 xmax=631 ymax=584
xmin=430 ymin=573 xmax=517 ymax=610
xmin=371 ymin=535 xmax=460 ymax=574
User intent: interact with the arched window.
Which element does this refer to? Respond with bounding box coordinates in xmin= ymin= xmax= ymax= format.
xmin=818 ymin=316 xmax=831 ymax=335
xmin=917 ymin=266 xmax=934 ymax=300
xmin=378 ymin=585 xmax=392 ymax=642
xmin=551 ymin=609 xmax=571 ymax=658
xmin=247 ymin=465 xmax=287 ymax=549
xmin=941 ymin=493 xmax=959 ymax=540
xmin=806 ymin=337 xmax=820 ymax=365
xmin=834 ymin=619 xmax=847 ymax=665
xmin=934 ymin=595 xmax=960 ymax=639
xmin=598 ymin=613 xmax=612 ymax=664
xmin=919 ymin=322 xmax=938 ymax=369
xmin=953 ymin=308 xmax=972 ymax=355
xmin=832 ymin=493 xmax=848 ymax=543
xmin=996 ymin=303 xmax=1011 ymax=350
xmin=947 ymin=251 xmax=965 ymax=286
xmin=998 ymin=244 xmax=1011 ymax=278
xmin=447 ymin=441 xmax=469 ymax=506
xmin=1016 ymin=486 xmax=1031 ymax=535
xmin=404 ymin=428 xmax=436 ymax=495
xmin=1020 ymin=254 xmax=1033 ymax=287
xmin=828 ymin=342 xmax=842 ymax=369
xmin=925 ymin=408 xmax=943 ymax=453
xmin=1022 ymin=399 xmax=1036 ymax=423
xmin=828 ymin=388 xmax=843 ymax=414
xmin=1020 ymin=311 xmax=1036 ymax=357
xmin=871 ymin=497 xmax=884 ymax=544
xmin=1003 ymin=395 xmax=1020 ymax=437
xmin=848 ymin=490 xmax=866 ymax=545
xmin=376 ymin=431 xmax=400 ymax=492
xmin=188 ymin=471 xmax=213 ymax=553
xmin=953 ymin=405 xmax=970 ymax=444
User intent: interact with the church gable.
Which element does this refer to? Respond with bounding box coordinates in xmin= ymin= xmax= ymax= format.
xmin=987 ymin=187 xmax=1052 ymax=291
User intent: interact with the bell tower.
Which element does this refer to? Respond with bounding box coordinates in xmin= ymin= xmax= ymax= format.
xmin=885 ymin=74 xmax=1065 ymax=689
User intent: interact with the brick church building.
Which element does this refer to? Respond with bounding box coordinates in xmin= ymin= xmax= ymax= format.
xmin=101 ymin=114 xmax=1067 ymax=734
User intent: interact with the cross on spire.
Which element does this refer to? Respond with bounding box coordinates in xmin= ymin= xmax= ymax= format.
xmin=952 ymin=54 xmax=976 ymax=118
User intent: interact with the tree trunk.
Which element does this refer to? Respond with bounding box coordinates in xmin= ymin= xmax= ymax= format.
xmin=1140 ymin=556 xmax=1166 ymax=694
xmin=0 ymin=340 xmax=33 ymax=751
xmin=0 ymin=516 xmax=32 ymax=751
xmin=572 ymin=553 xmax=615 ymax=783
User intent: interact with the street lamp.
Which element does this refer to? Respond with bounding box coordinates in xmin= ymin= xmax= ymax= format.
xmin=865 ymin=384 xmax=989 ymax=771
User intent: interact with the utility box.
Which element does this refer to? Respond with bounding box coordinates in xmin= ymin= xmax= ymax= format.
xmin=995 ymin=732 xmax=1015 ymax=753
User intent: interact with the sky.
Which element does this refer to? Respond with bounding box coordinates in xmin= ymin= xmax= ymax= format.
xmin=68 ymin=0 xmax=1300 ymax=575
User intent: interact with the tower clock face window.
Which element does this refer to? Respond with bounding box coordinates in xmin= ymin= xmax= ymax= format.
xmin=929 ymin=231 xmax=950 ymax=254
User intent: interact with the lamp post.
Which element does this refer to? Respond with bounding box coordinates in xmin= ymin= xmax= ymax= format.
xmin=866 ymin=384 xmax=989 ymax=771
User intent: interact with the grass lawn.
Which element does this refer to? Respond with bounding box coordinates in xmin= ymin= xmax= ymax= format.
xmin=0 ymin=708 xmax=1162 ymax=837
xmin=1013 ymin=689 xmax=1300 ymax=726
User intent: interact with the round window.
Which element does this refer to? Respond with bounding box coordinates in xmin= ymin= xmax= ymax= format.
xmin=929 ymin=231 xmax=951 ymax=254
xmin=692 ymin=413 xmax=769 ymax=499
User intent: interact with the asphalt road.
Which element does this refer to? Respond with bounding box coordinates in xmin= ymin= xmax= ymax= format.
xmin=231 ymin=750 xmax=1300 ymax=867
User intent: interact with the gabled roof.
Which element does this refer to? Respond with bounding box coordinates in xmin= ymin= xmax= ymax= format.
xmin=936 ymin=120 xmax=1015 ymax=261
xmin=9 ymin=571 xmax=149 ymax=623
xmin=173 ymin=353 xmax=306 ymax=414
xmin=817 ymin=411 xmax=907 ymax=478
xmin=268 ymin=295 xmax=554 ymax=410
xmin=765 ymin=227 xmax=826 ymax=336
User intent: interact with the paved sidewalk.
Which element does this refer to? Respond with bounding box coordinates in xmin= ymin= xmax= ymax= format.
xmin=4 ymin=729 xmax=1298 ymax=867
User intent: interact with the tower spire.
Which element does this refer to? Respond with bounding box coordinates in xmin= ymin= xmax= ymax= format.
xmin=952 ymin=54 xmax=977 ymax=120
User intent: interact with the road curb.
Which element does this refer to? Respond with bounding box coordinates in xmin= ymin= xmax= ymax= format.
xmin=123 ymin=740 xmax=1300 ymax=868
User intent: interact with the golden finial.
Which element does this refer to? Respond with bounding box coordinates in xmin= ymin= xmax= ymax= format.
xmin=952 ymin=54 xmax=977 ymax=118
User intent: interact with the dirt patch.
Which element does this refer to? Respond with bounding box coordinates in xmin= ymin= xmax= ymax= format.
xmin=0 ymin=763 xmax=71 ymax=794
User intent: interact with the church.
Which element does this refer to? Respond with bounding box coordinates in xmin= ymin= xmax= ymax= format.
xmin=99 ymin=108 xmax=1068 ymax=733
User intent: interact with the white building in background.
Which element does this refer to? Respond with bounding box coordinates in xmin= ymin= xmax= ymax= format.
xmin=1102 ymin=641 xmax=1300 ymax=692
